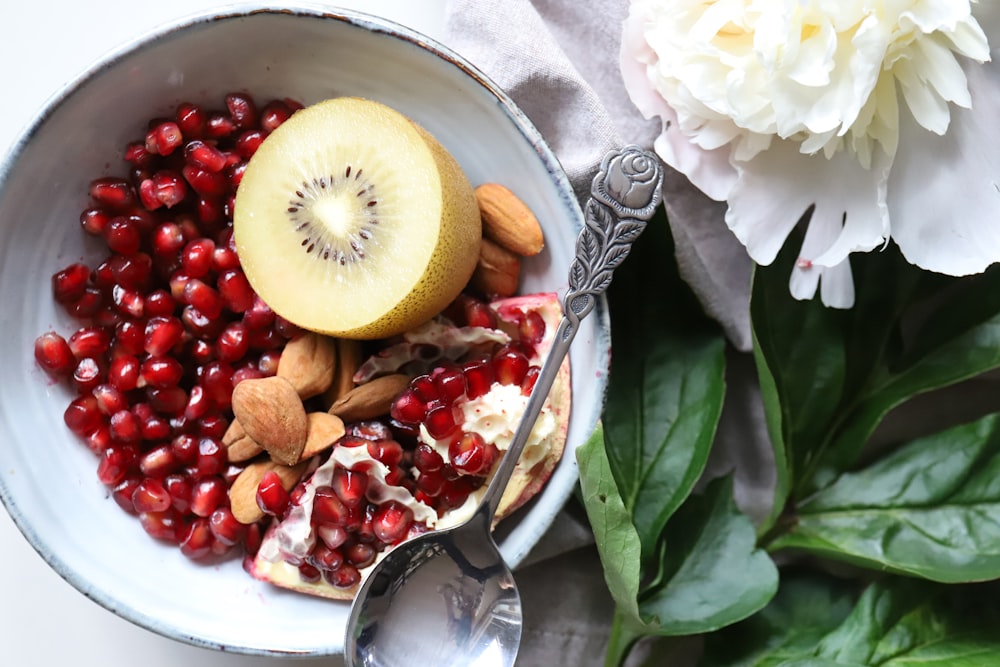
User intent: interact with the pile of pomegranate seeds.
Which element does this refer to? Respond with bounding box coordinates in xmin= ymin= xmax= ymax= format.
xmin=34 ymin=93 xmax=304 ymax=560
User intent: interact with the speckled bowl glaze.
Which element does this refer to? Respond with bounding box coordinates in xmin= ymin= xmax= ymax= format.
xmin=0 ymin=3 xmax=608 ymax=657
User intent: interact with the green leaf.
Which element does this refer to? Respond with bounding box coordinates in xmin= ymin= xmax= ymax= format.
xmin=772 ymin=413 xmax=1000 ymax=582
xmin=751 ymin=231 xmax=1000 ymax=513
xmin=576 ymin=424 xmax=642 ymax=621
xmin=704 ymin=575 xmax=1000 ymax=667
xmin=701 ymin=572 xmax=858 ymax=667
xmin=602 ymin=210 xmax=727 ymax=562
xmin=637 ymin=476 xmax=778 ymax=635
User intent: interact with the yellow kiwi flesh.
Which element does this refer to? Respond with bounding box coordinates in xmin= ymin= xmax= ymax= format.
xmin=233 ymin=97 xmax=481 ymax=339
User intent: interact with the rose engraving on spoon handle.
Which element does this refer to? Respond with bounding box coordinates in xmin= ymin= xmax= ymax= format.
xmin=480 ymin=145 xmax=663 ymax=519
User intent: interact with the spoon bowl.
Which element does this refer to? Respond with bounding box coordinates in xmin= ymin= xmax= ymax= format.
xmin=345 ymin=146 xmax=663 ymax=667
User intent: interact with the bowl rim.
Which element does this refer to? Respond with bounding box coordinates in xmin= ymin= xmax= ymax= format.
xmin=0 ymin=2 xmax=611 ymax=656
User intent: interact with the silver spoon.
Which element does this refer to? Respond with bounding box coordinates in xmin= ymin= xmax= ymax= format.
xmin=344 ymin=146 xmax=663 ymax=667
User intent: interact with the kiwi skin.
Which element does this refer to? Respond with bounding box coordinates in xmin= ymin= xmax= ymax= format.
xmin=233 ymin=98 xmax=482 ymax=340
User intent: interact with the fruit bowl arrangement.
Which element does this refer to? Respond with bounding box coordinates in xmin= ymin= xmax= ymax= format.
xmin=0 ymin=5 xmax=608 ymax=657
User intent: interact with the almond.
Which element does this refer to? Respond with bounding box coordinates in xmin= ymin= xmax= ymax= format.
xmin=230 ymin=459 xmax=309 ymax=524
xmin=301 ymin=412 xmax=347 ymax=460
xmin=231 ymin=376 xmax=309 ymax=466
xmin=328 ymin=373 xmax=411 ymax=422
xmin=321 ymin=337 xmax=364 ymax=408
xmin=222 ymin=418 xmax=264 ymax=462
xmin=470 ymin=237 xmax=521 ymax=298
xmin=475 ymin=182 xmax=544 ymax=256
xmin=277 ymin=331 xmax=337 ymax=400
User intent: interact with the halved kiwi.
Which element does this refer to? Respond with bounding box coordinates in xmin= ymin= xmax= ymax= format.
xmin=233 ymin=97 xmax=481 ymax=339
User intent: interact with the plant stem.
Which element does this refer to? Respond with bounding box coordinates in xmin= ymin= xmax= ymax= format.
xmin=605 ymin=605 xmax=644 ymax=667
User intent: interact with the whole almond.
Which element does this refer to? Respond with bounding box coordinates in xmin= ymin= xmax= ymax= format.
xmin=475 ymin=182 xmax=544 ymax=256
xmin=277 ymin=331 xmax=338 ymax=399
xmin=301 ymin=412 xmax=347 ymax=460
xmin=229 ymin=459 xmax=309 ymax=524
xmin=470 ymin=237 xmax=521 ymax=298
xmin=222 ymin=419 xmax=264 ymax=462
xmin=329 ymin=373 xmax=411 ymax=422
xmin=231 ymin=376 xmax=309 ymax=466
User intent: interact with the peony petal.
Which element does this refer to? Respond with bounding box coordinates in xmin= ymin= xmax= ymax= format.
xmin=818 ymin=260 xmax=856 ymax=308
xmin=725 ymin=139 xmax=887 ymax=268
xmin=889 ymin=57 xmax=1000 ymax=275
xmin=788 ymin=210 xmax=857 ymax=308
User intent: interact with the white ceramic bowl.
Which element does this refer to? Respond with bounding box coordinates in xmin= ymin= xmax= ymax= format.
xmin=0 ymin=3 xmax=608 ymax=657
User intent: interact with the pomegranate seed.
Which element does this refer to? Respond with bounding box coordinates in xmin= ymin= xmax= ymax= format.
xmin=115 ymin=320 xmax=146 ymax=356
xmin=234 ymin=130 xmax=265 ymax=158
xmin=372 ymin=501 xmax=413 ymax=544
xmin=180 ymin=517 xmax=214 ymax=559
xmin=231 ymin=364 xmax=263 ymax=386
xmin=308 ymin=543 xmax=344 ymax=572
xmin=312 ymin=486 xmax=349 ymax=524
xmin=410 ymin=374 xmax=439 ymax=403
xmin=190 ymin=338 xmax=216 ymax=365
xmin=196 ymin=413 xmax=229 ymax=439
xmin=144 ymin=289 xmax=176 ymax=317
xmin=462 ymin=357 xmax=494 ymax=399
xmin=206 ymin=112 xmax=237 ymax=139
xmin=97 ymin=444 xmax=138 ymax=486
xmin=51 ymin=263 xmax=91 ymax=304
xmin=176 ymin=102 xmax=207 ymax=138
xmin=327 ymin=564 xmax=361 ymax=588
xmin=258 ymin=350 xmax=281 ymax=376
xmin=247 ymin=326 xmax=283 ymax=351
xmin=140 ymin=356 xmax=184 ymax=388
xmin=216 ymin=322 xmax=249 ymax=362
xmin=112 ymin=475 xmax=142 ymax=514
xmin=183 ymin=139 xmax=227 ymax=172
xmin=439 ymin=476 xmax=480 ymax=509
xmin=104 ymin=217 xmax=142 ymax=255
xmin=132 ymin=478 xmax=172 ymax=513
xmin=209 ymin=506 xmax=245 ymax=545
xmin=493 ymin=345 xmax=530 ymax=385
xmin=139 ymin=508 xmax=183 ymax=543
xmin=89 ymin=177 xmax=136 ymax=210
xmin=144 ymin=316 xmax=185 ymax=356
xmin=257 ymin=470 xmax=290 ymax=516
xmin=195 ymin=437 xmax=227 ymax=477
xmin=449 ymin=432 xmax=494 ymax=476
xmin=179 ymin=238 xmax=215 ymax=279
xmin=68 ymin=327 xmax=111 ymax=359
xmin=139 ymin=412 xmax=171 ymax=441
xmin=109 ymin=253 xmax=153 ymax=290
xmin=145 ymin=121 xmax=183 ymax=156
xmin=111 ymin=284 xmax=145 ymax=319
xmin=298 ymin=563 xmax=322 ymax=583
xmin=464 ymin=297 xmax=498 ymax=329
xmin=434 ymin=368 xmax=467 ymax=403
xmin=259 ymin=100 xmax=292 ymax=132
xmin=201 ymin=361 xmax=234 ymax=408
xmin=425 ymin=404 xmax=459 ymax=440
xmin=384 ymin=466 xmax=406 ymax=486
xmin=171 ymin=434 xmax=199 ymax=465
xmin=190 ymin=475 xmax=227 ymax=517
xmin=416 ymin=468 xmax=445 ymax=497
xmin=317 ymin=524 xmax=349 ymax=550
xmin=182 ymin=164 xmax=228 ymax=198
xmin=242 ymin=295 xmax=275 ymax=329
xmin=225 ymin=161 xmax=247 ymax=190
xmin=164 ymin=473 xmax=193 ymax=513
xmin=139 ymin=444 xmax=179 ymax=479
xmin=123 ymin=141 xmax=154 ymax=168
xmin=184 ymin=384 xmax=211 ymax=421
xmin=152 ymin=222 xmax=186 ymax=257
xmin=92 ymin=383 xmax=128 ymax=415
xmin=413 ymin=443 xmax=444 ymax=474
xmin=521 ymin=366 xmax=541 ymax=395
xmin=146 ymin=385 xmax=188 ymax=415
xmin=217 ymin=269 xmax=254 ymax=313
xmin=66 ymin=286 xmax=104 ymax=319
xmin=140 ymin=170 xmax=188 ymax=210
xmin=390 ymin=389 xmax=426 ymax=424
xmin=519 ymin=310 xmax=546 ymax=347
xmin=225 ymin=93 xmax=257 ymax=129
xmin=332 ymin=468 xmax=368 ymax=506
xmin=182 ymin=279 xmax=223 ymax=319
xmin=34 ymin=332 xmax=75 ymax=376
xmin=72 ymin=357 xmax=105 ymax=392
xmin=367 ymin=440 xmax=404 ymax=467
xmin=80 ymin=207 xmax=112 ymax=235
xmin=109 ymin=408 xmax=141 ymax=442
xmin=345 ymin=542 xmax=376 ymax=568
xmin=64 ymin=394 xmax=103 ymax=436
xmin=169 ymin=272 xmax=191 ymax=300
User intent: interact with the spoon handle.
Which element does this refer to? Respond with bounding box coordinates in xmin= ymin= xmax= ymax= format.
xmin=479 ymin=146 xmax=664 ymax=520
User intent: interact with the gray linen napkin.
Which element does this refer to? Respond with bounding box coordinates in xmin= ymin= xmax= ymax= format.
xmin=443 ymin=1 xmax=771 ymax=665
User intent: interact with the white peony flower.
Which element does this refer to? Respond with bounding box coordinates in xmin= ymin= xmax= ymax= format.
xmin=622 ymin=0 xmax=995 ymax=307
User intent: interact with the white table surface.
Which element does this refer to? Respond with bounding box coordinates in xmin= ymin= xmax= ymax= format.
xmin=0 ymin=2 xmax=446 ymax=664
